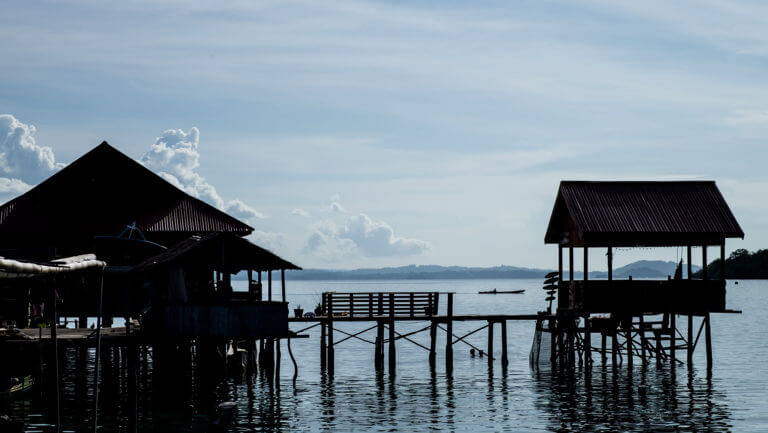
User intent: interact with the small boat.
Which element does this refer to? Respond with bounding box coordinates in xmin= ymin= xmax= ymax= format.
xmin=0 ymin=375 xmax=34 ymax=399
xmin=478 ymin=289 xmax=525 ymax=294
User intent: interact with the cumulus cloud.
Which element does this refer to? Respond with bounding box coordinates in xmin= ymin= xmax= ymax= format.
xmin=292 ymin=208 xmax=310 ymax=217
xmin=140 ymin=127 xmax=264 ymax=220
xmin=0 ymin=114 xmax=63 ymax=188
xmin=305 ymin=213 xmax=430 ymax=258
xmin=329 ymin=202 xmax=345 ymax=213
xmin=248 ymin=230 xmax=286 ymax=252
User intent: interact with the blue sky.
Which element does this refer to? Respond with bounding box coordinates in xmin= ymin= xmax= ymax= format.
xmin=1 ymin=0 xmax=767 ymax=270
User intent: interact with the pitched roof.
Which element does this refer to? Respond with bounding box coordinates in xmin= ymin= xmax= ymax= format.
xmin=544 ymin=181 xmax=744 ymax=247
xmin=0 ymin=142 xmax=253 ymax=242
xmin=132 ymin=232 xmax=301 ymax=273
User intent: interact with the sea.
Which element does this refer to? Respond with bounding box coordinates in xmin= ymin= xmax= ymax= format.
xmin=3 ymin=278 xmax=766 ymax=432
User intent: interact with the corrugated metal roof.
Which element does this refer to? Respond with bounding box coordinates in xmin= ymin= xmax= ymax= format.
xmin=133 ymin=232 xmax=301 ymax=273
xmin=0 ymin=142 xmax=253 ymax=243
xmin=544 ymin=181 xmax=744 ymax=246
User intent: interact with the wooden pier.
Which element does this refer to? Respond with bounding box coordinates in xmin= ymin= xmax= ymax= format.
xmin=287 ymin=291 xmax=540 ymax=376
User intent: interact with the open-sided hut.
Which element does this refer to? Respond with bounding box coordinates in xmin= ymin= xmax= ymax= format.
xmin=541 ymin=180 xmax=743 ymax=370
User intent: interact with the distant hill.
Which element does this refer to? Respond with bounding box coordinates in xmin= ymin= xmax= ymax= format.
xmin=248 ymin=260 xmax=700 ymax=281
xmin=693 ymin=249 xmax=768 ymax=279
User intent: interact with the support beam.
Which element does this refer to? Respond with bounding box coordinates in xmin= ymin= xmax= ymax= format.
xmin=687 ymin=246 xmax=692 ymax=280
xmin=705 ymin=312 xmax=713 ymax=372
xmin=428 ymin=320 xmax=437 ymax=369
xmin=389 ymin=294 xmax=396 ymax=375
xmin=639 ymin=315 xmax=647 ymax=365
xmin=501 ymin=320 xmax=508 ymax=368
xmin=446 ymin=293 xmax=454 ymax=374
xmin=569 ymin=247 xmax=574 ymax=281
xmin=584 ymin=315 xmax=591 ymax=367
xmin=687 ymin=314 xmax=694 ymax=366
xmin=702 ymin=246 xmax=708 ymax=281
xmin=268 ymin=271 xmax=273 ymax=301
xmin=584 ymin=247 xmax=588 ymax=281
xmin=327 ymin=297 xmax=334 ymax=374
xmin=601 ymin=332 xmax=607 ymax=364
xmin=487 ymin=321 xmax=494 ymax=367
xmin=558 ymin=246 xmax=563 ymax=283
xmin=607 ymin=247 xmax=613 ymax=281
xmin=670 ymin=314 xmax=676 ymax=370
xmin=626 ymin=320 xmax=633 ymax=370
xmin=281 ymin=269 xmax=286 ymax=302
xmin=721 ymin=241 xmax=726 ymax=281
xmin=320 ymin=294 xmax=327 ymax=371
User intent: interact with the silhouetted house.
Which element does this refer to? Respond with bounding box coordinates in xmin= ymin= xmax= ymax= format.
xmin=0 ymin=142 xmax=299 ymax=337
xmin=545 ymin=181 xmax=744 ymax=313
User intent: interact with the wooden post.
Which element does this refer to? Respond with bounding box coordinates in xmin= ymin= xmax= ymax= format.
xmin=687 ymin=246 xmax=692 ymax=279
xmin=549 ymin=318 xmax=557 ymax=365
xmin=720 ymin=241 xmax=726 ymax=281
xmin=584 ymin=247 xmax=588 ymax=281
xmin=327 ymin=295 xmax=334 ymax=374
xmin=320 ymin=293 xmax=327 ymax=371
xmin=626 ymin=319 xmax=633 ymax=370
xmin=611 ymin=332 xmax=618 ymax=368
xmin=705 ymin=312 xmax=713 ymax=372
xmin=670 ymin=314 xmax=676 ymax=370
xmin=268 ymin=271 xmax=272 ymax=301
xmin=607 ymin=247 xmax=613 ymax=281
xmin=487 ymin=321 xmax=494 ymax=367
xmin=429 ymin=320 xmax=437 ymax=368
xmin=388 ymin=293 xmax=396 ymax=375
xmin=639 ymin=315 xmax=646 ymax=365
xmin=92 ymin=272 xmax=104 ymax=433
xmin=569 ymin=247 xmax=574 ymax=281
xmin=275 ymin=339 xmax=282 ymax=382
xmin=377 ymin=320 xmax=386 ymax=370
xmin=501 ymin=320 xmax=508 ymax=368
xmin=584 ymin=315 xmax=591 ymax=367
xmin=257 ymin=271 xmax=262 ymax=300
xmin=702 ymin=246 xmax=708 ymax=281
xmin=687 ymin=314 xmax=693 ymax=366
xmin=446 ymin=293 xmax=454 ymax=373
xmin=558 ymin=246 xmax=563 ymax=282
xmin=281 ymin=269 xmax=286 ymax=302
xmin=601 ymin=332 xmax=607 ymax=364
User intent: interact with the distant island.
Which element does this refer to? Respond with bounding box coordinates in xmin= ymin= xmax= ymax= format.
xmin=246 ymin=260 xmax=701 ymax=281
xmin=692 ymin=249 xmax=768 ymax=279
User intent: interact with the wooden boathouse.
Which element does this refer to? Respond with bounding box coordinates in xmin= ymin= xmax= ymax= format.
xmin=536 ymin=180 xmax=744 ymax=372
xmin=0 ymin=142 xmax=302 ymax=430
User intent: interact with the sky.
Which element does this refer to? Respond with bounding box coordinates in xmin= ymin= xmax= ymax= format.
xmin=1 ymin=0 xmax=767 ymax=270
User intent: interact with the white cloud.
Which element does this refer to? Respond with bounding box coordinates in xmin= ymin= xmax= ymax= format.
xmin=329 ymin=201 xmax=345 ymax=213
xmin=0 ymin=114 xmax=63 ymax=185
xmin=291 ymin=208 xmax=310 ymax=217
xmin=726 ymin=110 xmax=768 ymax=126
xmin=140 ymin=127 xmax=264 ymax=221
xmin=248 ymin=230 xmax=286 ymax=252
xmin=305 ymin=213 xmax=430 ymax=258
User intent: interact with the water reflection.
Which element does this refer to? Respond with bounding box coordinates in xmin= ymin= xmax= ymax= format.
xmin=531 ymin=366 xmax=732 ymax=432
xmin=2 ymin=344 xmax=737 ymax=432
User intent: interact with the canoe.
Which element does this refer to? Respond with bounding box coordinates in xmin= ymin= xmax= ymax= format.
xmin=478 ymin=289 xmax=525 ymax=294
xmin=0 ymin=376 xmax=34 ymax=399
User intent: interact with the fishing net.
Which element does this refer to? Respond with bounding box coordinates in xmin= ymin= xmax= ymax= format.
xmin=529 ymin=320 xmax=552 ymax=366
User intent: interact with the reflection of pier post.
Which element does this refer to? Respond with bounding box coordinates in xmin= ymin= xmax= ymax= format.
xmin=445 ymin=293 xmax=454 ymax=374
xmin=388 ymin=293 xmax=396 ymax=375
xmin=327 ymin=295 xmax=335 ymax=375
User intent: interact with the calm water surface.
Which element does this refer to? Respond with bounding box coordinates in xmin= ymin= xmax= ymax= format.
xmin=4 ymin=279 xmax=766 ymax=432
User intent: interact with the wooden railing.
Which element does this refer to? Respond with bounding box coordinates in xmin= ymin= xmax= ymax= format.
xmin=558 ymin=279 xmax=727 ymax=314
xmin=321 ymin=292 xmax=440 ymax=318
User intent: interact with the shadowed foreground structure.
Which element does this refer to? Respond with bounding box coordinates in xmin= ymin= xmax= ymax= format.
xmin=532 ymin=181 xmax=744 ymax=374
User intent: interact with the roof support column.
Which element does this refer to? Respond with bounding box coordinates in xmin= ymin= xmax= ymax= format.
xmin=268 ymin=271 xmax=272 ymax=301
xmin=584 ymin=247 xmax=588 ymax=281
xmin=558 ymin=245 xmax=563 ymax=284
xmin=720 ymin=241 xmax=726 ymax=281
xmin=607 ymin=247 xmax=612 ymax=281
xmin=569 ymin=247 xmax=574 ymax=282
xmin=687 ymin=246 xmax=692 ymax=280
xmin=702 ymin=246 xmax=708 ymax=281
xmin=281 ymin=269 xmax=286 ymax=302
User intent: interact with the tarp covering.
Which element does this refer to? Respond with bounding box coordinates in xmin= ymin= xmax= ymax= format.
xmin=0 ymin=253 xmax=106 ymax=278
